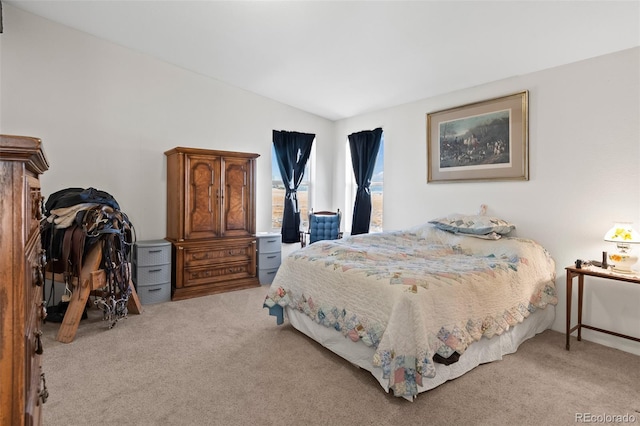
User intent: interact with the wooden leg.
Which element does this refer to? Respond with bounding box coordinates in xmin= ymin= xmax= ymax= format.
xmin=55 ymin=276 xmax=92 ymax=343
xmin=577 ymin=274 xmax=584 ymax=342
xmin=566 ymin=272 xmax=573 ymax=350
xmin=56 ymin=245 xmax=102 ymax=343
xmin=127 ymin=279 xmax=143 ymax=315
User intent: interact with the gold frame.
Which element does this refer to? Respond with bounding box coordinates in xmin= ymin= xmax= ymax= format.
xmin=427 ymin=91 xmax=529 ymax=183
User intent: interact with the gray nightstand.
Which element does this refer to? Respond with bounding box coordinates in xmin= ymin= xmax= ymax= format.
xmin=256 ymin=233 xmax=282 ymax=285
xmin=133 ymin=239 xmax=172 ymax=304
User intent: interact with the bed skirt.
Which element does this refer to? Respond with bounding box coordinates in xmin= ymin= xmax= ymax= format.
xmin=285 ymin=304 xmax=555 ymax=400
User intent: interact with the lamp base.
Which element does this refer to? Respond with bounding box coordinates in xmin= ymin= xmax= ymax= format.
xmin=608 ymin=253 xmax=638 ymax=274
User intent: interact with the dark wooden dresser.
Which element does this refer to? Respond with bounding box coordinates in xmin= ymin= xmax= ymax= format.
xmin=0 ymin=135 xmax=49 ymax=426
xmin=165 ymin=147 xmax=260 ymax=300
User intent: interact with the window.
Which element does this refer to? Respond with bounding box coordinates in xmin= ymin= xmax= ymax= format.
xmin=345 ymin=134 xmax=384 ymax=233
xmin=271 ymin=143 xmax=314 ymax=229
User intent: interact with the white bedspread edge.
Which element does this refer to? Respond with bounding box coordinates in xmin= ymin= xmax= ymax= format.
xmin=285 ymin=305 xmax=555 ymax=400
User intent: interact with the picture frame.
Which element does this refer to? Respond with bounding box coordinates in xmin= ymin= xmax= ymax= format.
xmin=427 ymin=90 xmax=528 ymax=183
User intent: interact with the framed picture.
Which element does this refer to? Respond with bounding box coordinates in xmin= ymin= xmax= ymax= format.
xmin=427 ymin=90 xmax=528 ymax=183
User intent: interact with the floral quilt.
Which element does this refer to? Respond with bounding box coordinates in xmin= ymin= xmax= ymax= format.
xmin=263 ymin=225 xmax=557 ymax=398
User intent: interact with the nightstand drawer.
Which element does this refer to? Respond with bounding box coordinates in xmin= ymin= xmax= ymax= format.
xmin=257 ymin=234 xmax=281 ymax=253
xmin=137 ymin=282 xmax=171 ymax=305
xmin=258 ymin=252 xmax=281 ymax=269
xmin=134 ymin=263 xmax=171 ymax=286
xmin=134 ymin=240 xmax=171 ymax=266
xmin=258 ymin=268 xmax=279 ymax=285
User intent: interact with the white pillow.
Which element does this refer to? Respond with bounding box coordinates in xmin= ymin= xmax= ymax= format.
xmin=429 ymin=214 xmax=515 ymax=236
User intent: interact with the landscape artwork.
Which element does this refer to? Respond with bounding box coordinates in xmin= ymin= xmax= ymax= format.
xmin=438 ymin=109 xmax=511 ymax=170
xmin=427 ymin=91 xmax=528 ymax=183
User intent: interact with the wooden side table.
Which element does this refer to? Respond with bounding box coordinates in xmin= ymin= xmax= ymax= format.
xmin=565 ymin=266 xmax=640 ymax=350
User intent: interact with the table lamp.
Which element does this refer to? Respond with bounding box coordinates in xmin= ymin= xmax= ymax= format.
xmin=604 ymin=222 xmax=640 ymax=273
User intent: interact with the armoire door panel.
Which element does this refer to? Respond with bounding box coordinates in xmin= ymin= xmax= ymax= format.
xmin=185 ymin=155 xmax=220 ymax=239
xmin=222 ymin=158 xmax=252 ymax=237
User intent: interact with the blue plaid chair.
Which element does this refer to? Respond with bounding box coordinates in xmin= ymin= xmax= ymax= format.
xmin=300 ymin=209 xmax=342 ymax=247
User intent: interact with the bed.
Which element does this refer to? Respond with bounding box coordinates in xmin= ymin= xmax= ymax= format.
xmin=263 ymin=217 xmax=557 ymax=400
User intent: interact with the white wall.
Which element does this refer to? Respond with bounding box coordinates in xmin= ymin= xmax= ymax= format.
xmin=334 ymin=47 xmax=640 ymax=355
xmin=0 ymin=5 xmax=334 ymax=238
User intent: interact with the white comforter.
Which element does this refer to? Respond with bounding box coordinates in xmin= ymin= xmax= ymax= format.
xmin=264 ymin=225 xmax=557 ymax=398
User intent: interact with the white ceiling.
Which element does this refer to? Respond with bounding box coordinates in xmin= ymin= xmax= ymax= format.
xmin=6 ymin=1 xmax=640 ymax=121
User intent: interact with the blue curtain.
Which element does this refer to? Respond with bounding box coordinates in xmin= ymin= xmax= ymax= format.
xmin=273 ymin=130 xmax=315 ymax=243
xmin=348 ymin=128 xmax=382 ymax=235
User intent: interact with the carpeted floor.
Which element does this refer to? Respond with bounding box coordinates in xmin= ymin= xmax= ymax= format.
xmin=41 ymin=286 xmax=640 ymax=426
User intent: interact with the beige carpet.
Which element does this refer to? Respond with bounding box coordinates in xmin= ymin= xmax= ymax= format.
xmin=41 ymin=286 xmax=640 ymax=426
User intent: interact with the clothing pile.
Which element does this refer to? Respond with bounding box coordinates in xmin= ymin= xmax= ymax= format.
xmin=41 ymin=187 xmax=135 ymax=328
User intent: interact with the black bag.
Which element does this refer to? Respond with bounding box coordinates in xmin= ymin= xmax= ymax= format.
xmin=44 ymin=187 xmax=120 ymax=216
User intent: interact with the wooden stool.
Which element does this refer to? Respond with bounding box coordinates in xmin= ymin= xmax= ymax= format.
xmin=49 ymin=244 xmax=142 ymax=343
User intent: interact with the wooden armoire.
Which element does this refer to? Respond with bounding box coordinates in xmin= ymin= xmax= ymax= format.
xmin=0 ymin=135 xmax=49 ymax=426
xmin=165 ymin=147 xmax=260 ymax=300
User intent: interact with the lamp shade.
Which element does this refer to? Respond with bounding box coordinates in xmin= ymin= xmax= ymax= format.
xmin=603 ymin=223 xmax=640 ymax=243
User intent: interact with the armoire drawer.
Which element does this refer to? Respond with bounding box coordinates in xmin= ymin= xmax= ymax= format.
xmin=183 ymin=261 xmax=253 ymax=287
xmin=182 ymin=244 xmax=253 ymax=268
